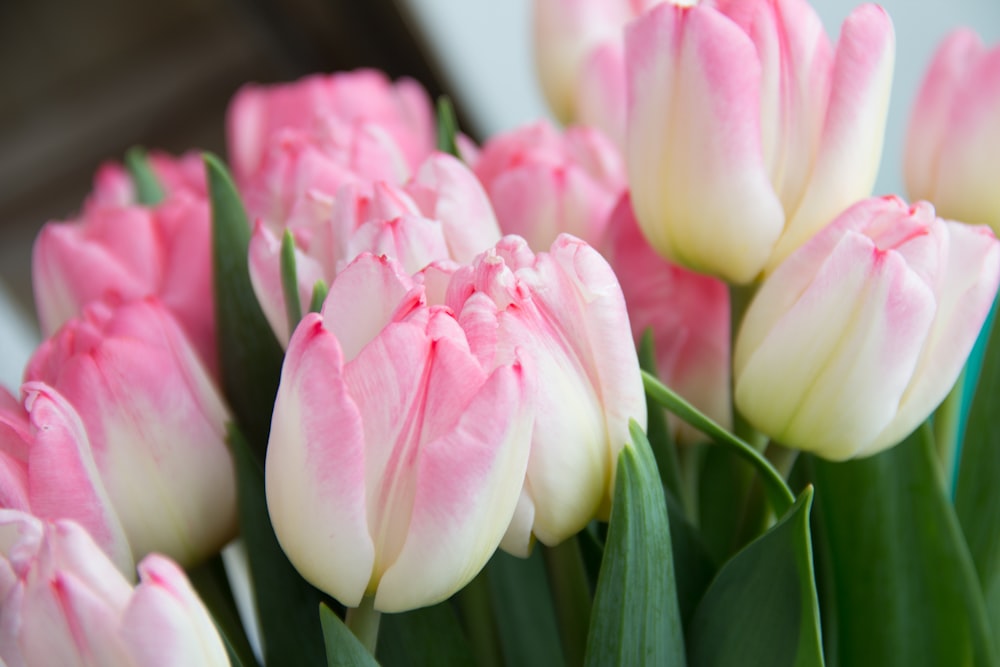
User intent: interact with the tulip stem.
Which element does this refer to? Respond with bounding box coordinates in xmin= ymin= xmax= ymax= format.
xmin=933 ymin=366 xmax=966 ymax=491
xmin=728 ymin=283 xmax=768 ymax=451
xmin=457 ymin=571 xmax=503 ymax=667
xmin=345 ymin=596 xmax=381 ymax=656
xmin=543 ymin=537 xmax=591 ymax=666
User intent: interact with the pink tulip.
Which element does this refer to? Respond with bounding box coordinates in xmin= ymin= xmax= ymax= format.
xmin=227 ymin=69 xmax=435 ymax=185
xmin=472 ymin=121 xmax=626 ymax=251
xmin=23 ymin=297 xmax=236 ymax=566
xmin=534 ymin=0 xmax=660 ymax=145
xmin=265 ymin=254 xmax=533 ymax=612
xmin=0 ymin=510 xmax=230 ymax=667
xmin=33 ymin=156 xmax=216 ymax=372
xmin=248 ymin=154 xmax=501 ymax=346
xmin=905 ymin=28 xmax=1000 ymax=232
xmin=603 ymin=195 xmax=730 ymax=443
xmin=626 ymin=0 xmax=895 ymax=283
xmin=734 ymin=196 xmax=1000 ymax=460
xmin=445 ymin=235 xmax=646 ymax=555
xmin=0 ymin=383 xmax=133 ymax=575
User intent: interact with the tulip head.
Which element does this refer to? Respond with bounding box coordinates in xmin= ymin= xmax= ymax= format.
xmin=734 ymin=196 xmax=1000 ymax=459
xmin=265 ymin=254 xmax=533 ymax=612
xmin=23 ymin=297 xmax=236 ymax=565
xmin=0 ymin=510 xmax=230 ymax=667
xmin=905 ymin=28 xmax=1000 ymax=232
xmin=625 ymin=0 xmax=894 ymax=283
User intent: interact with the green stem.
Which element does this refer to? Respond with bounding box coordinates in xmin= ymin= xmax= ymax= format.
xmin=345 ymin=596 xmax=381 ymax=657
xmin=677 ymin=443 xmax=702 ymax=525
xmin=729 ymin=282 xmax=767 ymax=451
xmin=186 ymin=555 xmax=259 ymax=667
xmin=767 ymin=442 xmax=800 ymax=481
xmin=543 ymin=537 xmax=591 ymax=666
xmin=933 ymin=366 xmax=966 ymax=491
xmin=456 ymin=571 xmax=502 ymax=667
xmin=642 ymin=370 xmax=795 ymax=516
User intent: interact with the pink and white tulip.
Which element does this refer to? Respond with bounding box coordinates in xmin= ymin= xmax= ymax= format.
xmin=265 ymin=254 xmax=533 ymax=612
xmin=472 ymin=121 xmax=626 ymax=250
xmin=0 ymin=510 xmax=230 ymax=667
xmin=227 ymin=69 xmax=435 ymax=186
xmin=734 ymin=196 xmax=1000 ymax=460
xmin=534 ymin=0 xmax=661 ymax=145
xmin=603 ymin=195 xmax=730 ymax=443
xmin=626 ymin=0 xmax=895 ymax=283
xmin=23 ymin=297 xmax=236 ymax=566
xmin=0 ymin=384 xmax=133 ymax=575
xmin=445 ymin=235 xmax=646 ymax=555
xmin=33 ymin=155 xmax=216 ymax=372
xmin=248 ymin=153 xmax=501 ymax=346
xmin=905 ymin=28 xmax=1000 ymax=232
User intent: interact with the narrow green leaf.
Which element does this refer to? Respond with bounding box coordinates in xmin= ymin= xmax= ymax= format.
xmin=812 ymin=426 xmax=997 ymax=667
xmin=321 ymin=604 xmax=379 ymax=667
xmin=124 ymin=146 xmax=165 ymax=205
xmin=436 ymin=96 xmax=460 ymax=158
xmin=957 ymin=300 xmax=1000 ymax=642
xmin=310 ymin=280 xmax=329 ymax=314
xmin=585 ymin=420 xmax=685 ymax=667
xmin=229 ymin=425 xmax=327 ymax=666
xmin=687 ymin=486 xmax=823 ymax=667
xmin=187 ymin=555 xmax=259 ymax=667
xmin=487 ymin=550 xmax=565 ymax=667
xmin=280 ymin=229 xmax=303 ymax=334
xmin=638 ymin=330 xmax=684 ymax=505
xmin=205 ymin=153 xmax=284 ymax=461
xmin=642 ymin=370 xmax=794 ymax=516
xmin=377 ymin=602 xmax=476 ymax=666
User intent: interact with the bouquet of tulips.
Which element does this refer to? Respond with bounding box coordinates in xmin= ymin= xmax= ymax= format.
xmin=2 ymin=0 xmax=999 ymax=665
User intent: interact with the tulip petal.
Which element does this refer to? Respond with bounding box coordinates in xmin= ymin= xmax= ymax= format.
xmin=375 ymin=359 xmax=532 ymax=612
xmin=345 ymin=215 xmax=450 ymax=275
xmin=266 ymin=313 xmax=373 ymax=607
xmin=625 ymin=3 xmax=784 ymax=283
xmin=771 ymin=4 xmax=895 ymax=270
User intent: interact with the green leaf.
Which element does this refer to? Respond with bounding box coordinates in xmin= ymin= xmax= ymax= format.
xmin=487 ymin=549 xmax=564 ymax=667
xmin=957 ymin=301 xmax=1000 ymax=643
xmin=124 ymin=146 xmax=165 ymax=205
xmin=585 ymin=420 xmax=685 ymax=667
xmin=205 ymin=154 xmax=284 ymax=461
xmin=812 ymin=426 xmax=997 ymax=667
xmin=321 ymin=604 xmax=379 ymax=667
xmin=281 ymin=229 xmax=303 ymax=334
xmin=229 ymin=426 xmax=327 ymax=666
xmin=642 ymin=370 xmax=794 ymax=516
xmin=664 ymin=493 xmax=716 ymax=625
xmin=377 ymin=602 xmax=476 ymax=666
xmin=435 ymin=96 xmax=460 ymax=158
xmin=187 ymin=555 xmax=259 ymax=667
xmin=687 ymin=487 xmax=823 ymax=667
xmin=310 ymin=280 xmax=329 ymax=314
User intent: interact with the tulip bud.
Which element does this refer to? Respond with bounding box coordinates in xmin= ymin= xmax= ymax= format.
xmin=625 ymin=0 xmax=894 ymax=283
xmin=23 ymin=297 xmax=236 ymax=565
xmin=227 ymin=69 xmax=435 ymax=186
xmin=265 ymin=254 xmax=533 ymax=612
xmin=473 ymin=121 xmax=626 ymax=250
xmin=905 ymin=28 xmax=1000 ymax=231
xmin=734 ymin=196 xmax=1000 ymax=460
xmin=446 ymin=235 xmax=646 ymax=554
xmin=0 ymin=510 xmax=230 ymax=667
xmin=602 ymin=195 xmax=731 ymax=443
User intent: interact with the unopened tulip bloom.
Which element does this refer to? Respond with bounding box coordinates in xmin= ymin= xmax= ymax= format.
xmin=626 ymin=0 xmax=895 ymax=283
xmin=227 ymin=69 xmax=435 ymax=185
xmin=0 ymin=383 xmax=134 ymax=575
xmin=0 ymin=510 xmax=230 ymax=667
xmin=446 ymin=235 xmax=646 ymax=554
xmin=905 ymin=28 xmax=1000 ymax=231
xmin=33 ymin=154 xmax=216 ymax=371
xmin=266 ymin=253 xmax=533 ymax=612
xmin=248 ymin=153 xmax=501 ymax=345
xmin=473 ymin=121 xmax=626 ymax=250
xmin=24 ymin=297 xmax=236 ymax=565
xmin=734 ymin=196 xmax=1000 ymax=460
xmin=603 ymin=195 xmax=730 ymax=443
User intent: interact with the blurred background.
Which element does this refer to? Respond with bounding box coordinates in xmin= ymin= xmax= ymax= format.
xmin=1 ymin=0 xmax=998 ymax=388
